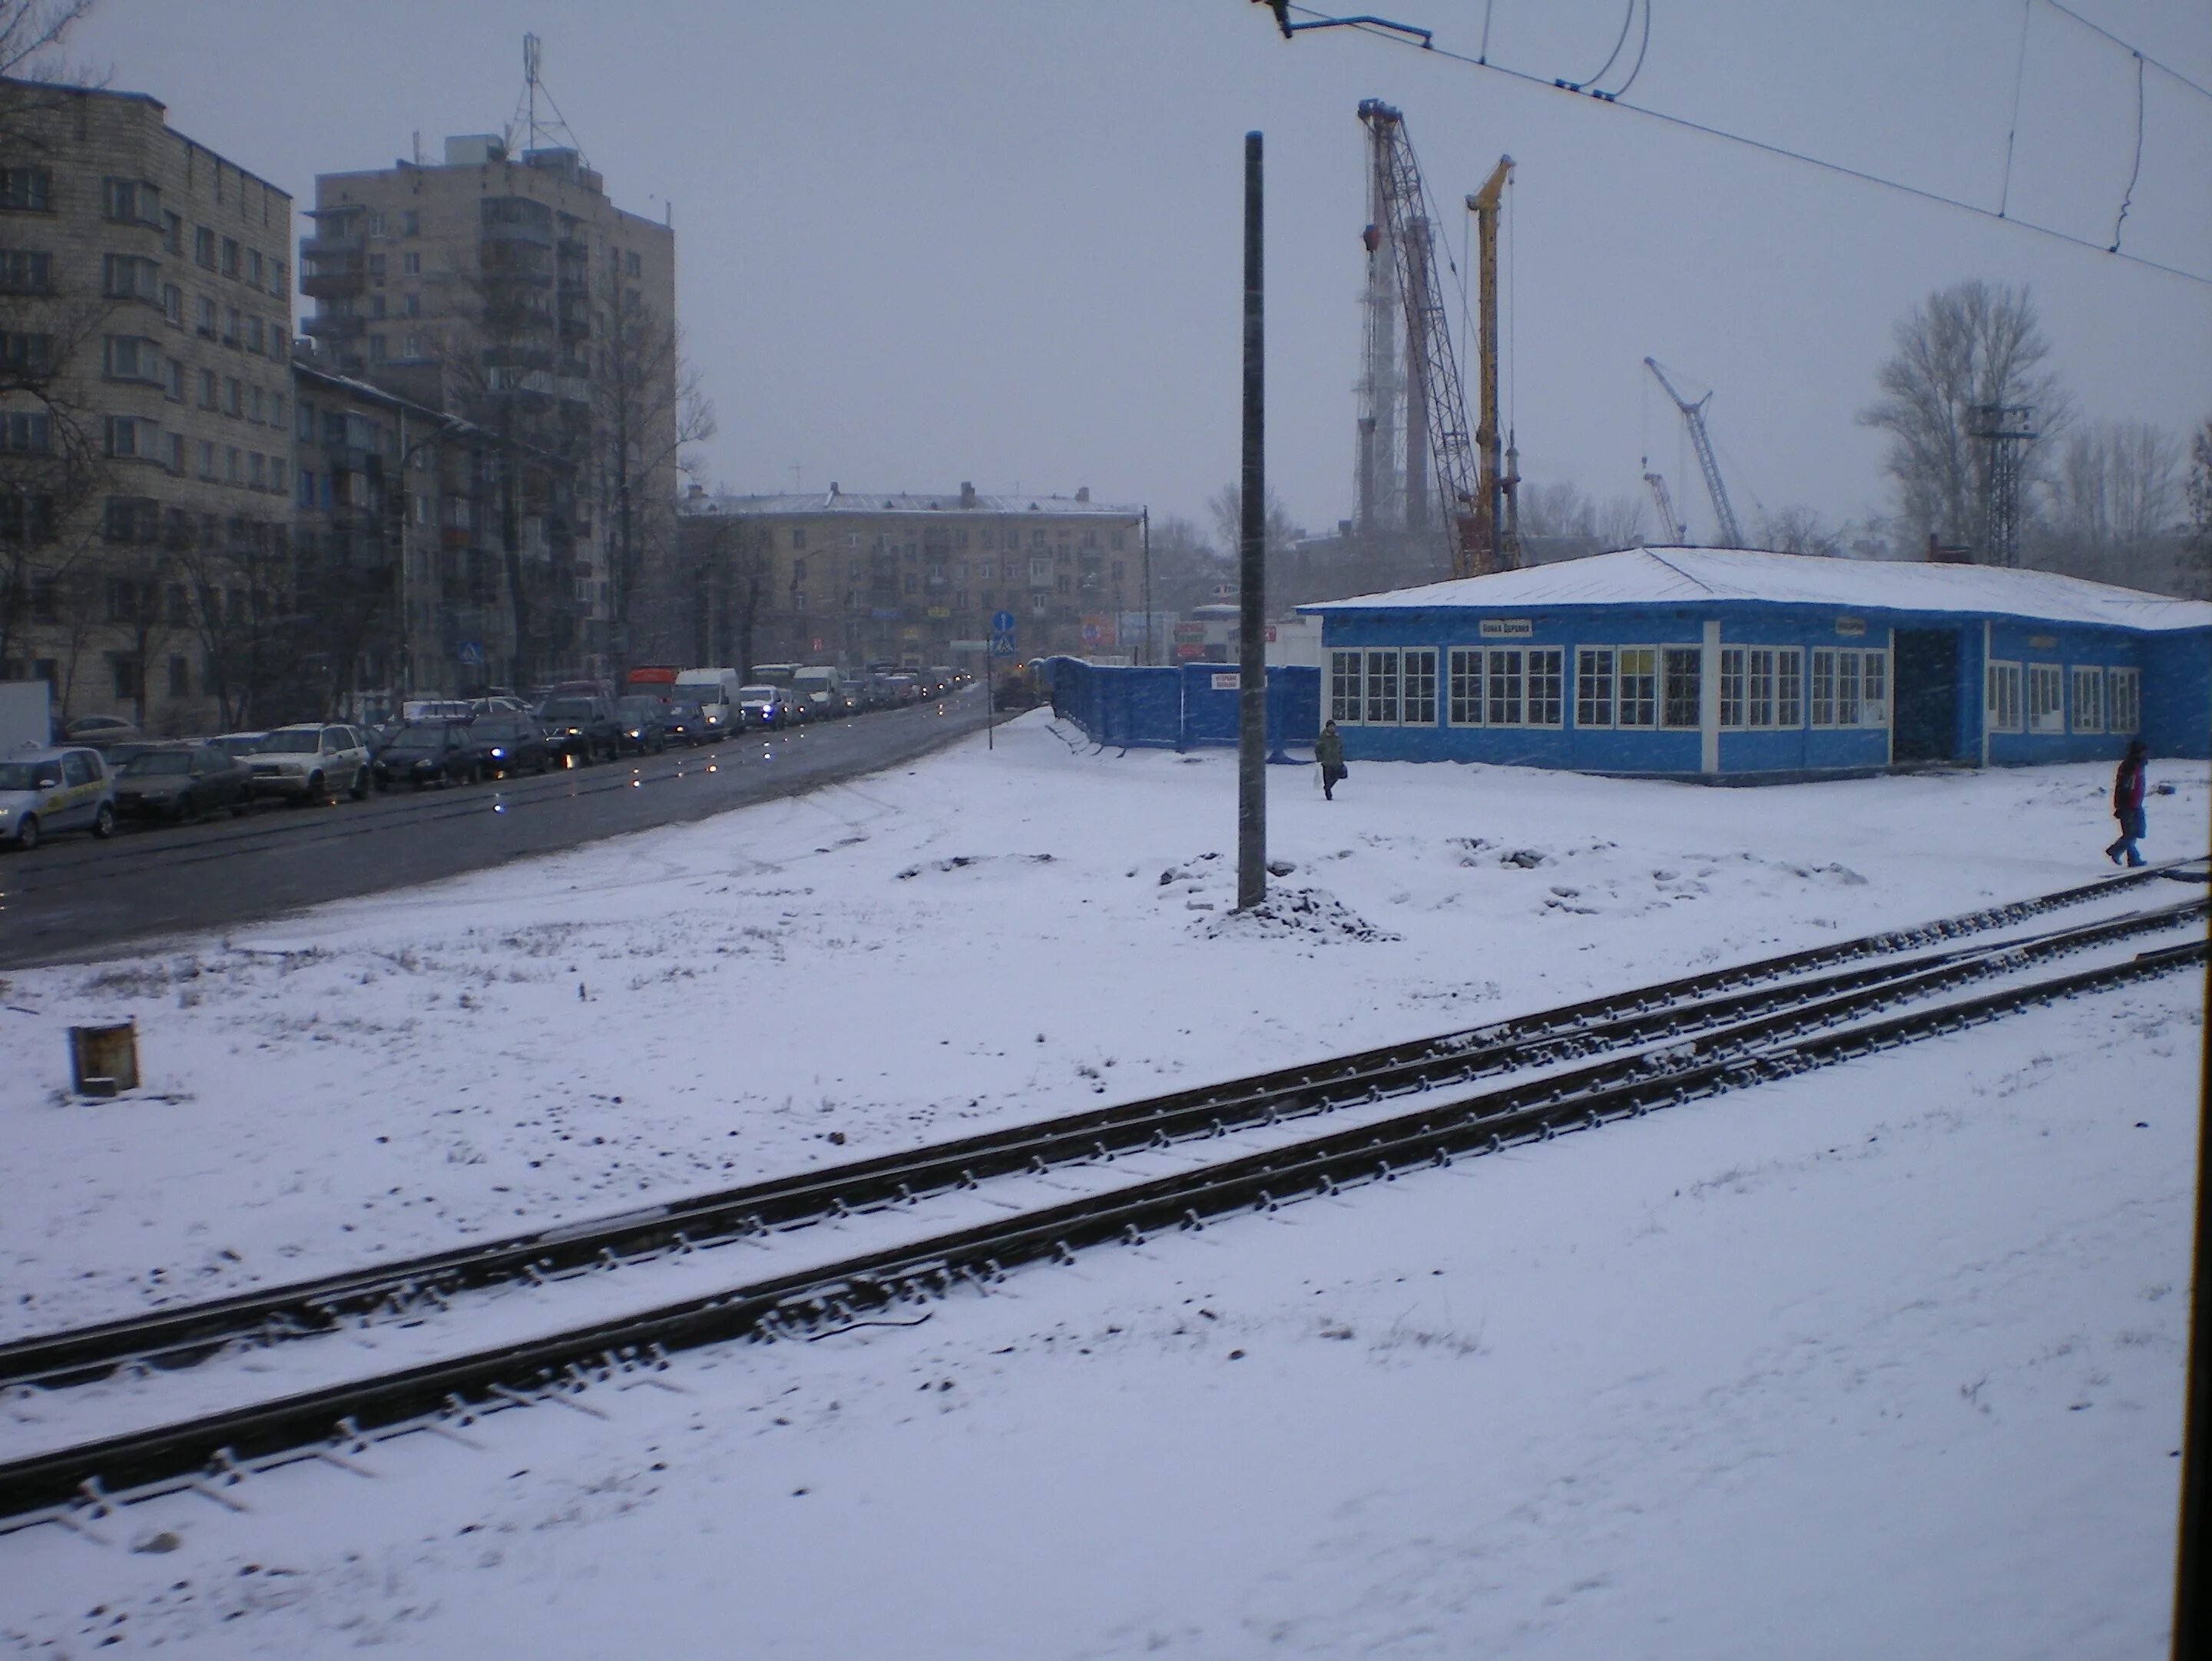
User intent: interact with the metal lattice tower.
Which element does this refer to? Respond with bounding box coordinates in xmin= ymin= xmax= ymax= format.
xmin=1972 ymin=403 xmax=2037 ymax=567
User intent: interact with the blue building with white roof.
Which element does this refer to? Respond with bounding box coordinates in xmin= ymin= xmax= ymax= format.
xmin=1298 ymin=548 xmax=2210 ymax=779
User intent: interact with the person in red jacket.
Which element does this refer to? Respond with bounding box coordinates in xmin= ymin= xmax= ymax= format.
xmin=2104 ymin=739 xmax=2149 ymax=867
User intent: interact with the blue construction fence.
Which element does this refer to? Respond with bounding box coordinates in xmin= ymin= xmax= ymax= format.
xmin=1038 ymin=658 xmax=1322 ymax=753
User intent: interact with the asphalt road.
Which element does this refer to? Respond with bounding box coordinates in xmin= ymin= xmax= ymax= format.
xmin=0 ymin=688 xmax=995 ymax=971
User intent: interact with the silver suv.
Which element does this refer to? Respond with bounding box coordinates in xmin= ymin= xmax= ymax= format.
xmin=0 ymin=746 xmax=117 ymax=849
xmin=247 ymin=723 xmax=374 ymax=804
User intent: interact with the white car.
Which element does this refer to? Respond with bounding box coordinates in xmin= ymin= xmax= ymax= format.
xmin=0 ymin=746 xmax=117 ymax=849
xmin=247 ymin=723 xmax=374 ymax=804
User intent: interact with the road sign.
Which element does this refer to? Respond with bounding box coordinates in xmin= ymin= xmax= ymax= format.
xmin=458 ymin=641 xmax=485 ymax=667
xmin=990 ymin=610 xmax=1016 ymax=635
xmin=949 ymin=639 xmax=988 ymax=652
xmin=989 ymin=634 xmax=1017 ymax=657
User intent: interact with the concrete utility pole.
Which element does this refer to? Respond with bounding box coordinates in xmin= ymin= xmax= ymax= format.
xmin=1237 ymin=131 xmax=1267 ymax=913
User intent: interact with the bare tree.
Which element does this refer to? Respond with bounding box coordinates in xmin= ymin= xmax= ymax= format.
xmin=1146 ymin=514 xmax=1229 ymax=614
xmin=0 ymin=0 xmax=94 ymax=81
xmin=2045 ymin=419 xmax=2183 ymax=551
xmin=1757 ymin=505 xmax=1844 ymax=558
xmin=597 ymin=280 xmax=714 ymax=667
xmin=1859 ymin=280 xmax=2068 ymax=555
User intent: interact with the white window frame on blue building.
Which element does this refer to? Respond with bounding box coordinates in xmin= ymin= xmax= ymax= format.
xmin=2025 ymin=662 xmax=2064 ymax=733
xmin=1446 ymin=647 xmax=1482 ymax=726
xmin=1575 ymin=647 xmax=1613 ymax=728
xmin=1716 ymin=645 xmax=1806 ymax=729
xmin=2070 ymin=666 xmax=2104 ymax=733
xmin=2108 ymin=667 xmax=2140 ymax=734
xmin=1330 ymin=647 xmax=1438 ymax=726
xmin=1985 ymin=660 xmax=2023 ymax=732
xmin=1617 ymin=647 xmax=1659 ymax=727
xmin=1808 ymin=647 xmax=1889 ymax=729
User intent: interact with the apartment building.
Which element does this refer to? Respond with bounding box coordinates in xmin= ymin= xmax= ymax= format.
xmin=300 ymin=134 xmax=677 ymax=687
xmin=293 ymin=356 xmax=575 ymax=709
xmin=0 ymin=78 xmax=296 ymax=734
xmin=676 ymin=484 xmax=1147 ymax=669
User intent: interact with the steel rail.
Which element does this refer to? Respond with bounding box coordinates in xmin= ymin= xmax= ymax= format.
xmin=0 ymin=931 xmax=2198 ymax=1534
xmin=2 ymin=878 xmax=2200 ymax=1395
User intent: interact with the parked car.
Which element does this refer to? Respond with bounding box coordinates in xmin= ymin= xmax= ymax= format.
xmin=113 ymin=744 xmax=253 ymax=824
xmin=656 ymin=699 xmax=710 ymax=746
xmin=0 ymin=746 xmax=116 ymax=849
xmin=472 ymin=715 xmax=552 ymax=778
xmin=60 ymin=713 xmax=140 ymax=749
xmin=536 ymin=695 xmax=619 ymax=764
xmin=372 ymin=722 xmax=483 ymax=789
xmin=671 ymin=668 xmax=743 ymax=736
xmin=247 ymin=723 xmax=375 ymax=804
xmin=470 ymin=695 xmax=531 ymax=718
xmin=204 ymin=731 xmax=270 ymax=761
xmin=402 ymin=698 xmax=475 ymax=723
xmin=613 ymin=696 xmax=670 ymax=756
xmin=737 ymin=684 xmax=800 ymax=730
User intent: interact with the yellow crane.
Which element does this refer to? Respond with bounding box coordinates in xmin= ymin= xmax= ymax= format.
xmin=1465 ymin=157 xmax=1518 ymax=575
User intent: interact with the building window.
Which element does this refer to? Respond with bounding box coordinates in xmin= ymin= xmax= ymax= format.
xmin=1526 ymin=647 xmax=1564 ymax=726
xmin=1616 ymin=647 xmax=1658 ymax=727
xmin=102 ymin=177 xmax=161 ymax=224
xmin=1718 ymin=647 xmax=1747 ymax=728
xmin=1485 ymin=648 xmax=1523 ymax=726
xmin=0 ymin=410 xmax=50 ymax=452
xmin=103 ymin=414 xmax=150 ymax=457
xmin=402 ymin=210 xmax=420 ymax=237
xmin=247 ymin=249 xmax=263 ymax=286
xmin=2068 ymin=666 xmax=2104 ymax=733
xmin=1809 ymin=649 xmax=1836 ymax=726
xmin=1985 ymin=660 xmax=2023 ymax=733
xmin=102 ymin=253 xmax=161 ymax=302
xmin=0 ymin=167 xmax=52 ymax=211
xmin=162 ymin=282 xmax=183 ymax=325
xmin=1661 ymin=647 xmax=1701 ymax=728
xmin=165 ymin=432 xmax=184 ymax=474
xmin=223 ymin=376 xmax=242 ymax=416
xmin=270 ymin=260 xmax=287 ymax=299
xmin=1360 ymin=650 xmax=1402 ymax=723
xmin=0 ymin=330 xmax=52 ymax=378
xmin=108 ymin=652 xmax=141 ymax=701
xmin=168 ymin=655 xmax=189 ymax=696
xmin=197 ymin=295 xmax=217 ymax=338
xmin=1574 ymin=647 xmax=1613 ymax=728
xmin=1329 ymin=650 xmax=1363 ymax=724
xmin=1401 ymin=647 xmax=1438 ymax=724
xmin=197 ymin=439 xmax=215 ymax=479
xmin=103 ymin=335 xmax=164 ymax=382
xmin=194 ymin=226 xmax=217 ymax=269
xmin=2025 ymin=663 xmax=2063 ymax=733
xmin=791 ymin=527 xmax=807 ymax=550
xmin=162 ymin=210 xmax=182 ymax=254
xmin=0 ymin=250 xmax=53 ymax=293
xmin=1444 ymin=647 xmax=1482 ymax=725
xmin=2108 ymin=667 xmax=2140 ymax=734
xmin=1776 ymin=650 xmax=1803 ymax=726
xmin=220 ymin=237 xmax=240 ymax=277
xmin=1809 ymin=647 xmax=1886 ymax=728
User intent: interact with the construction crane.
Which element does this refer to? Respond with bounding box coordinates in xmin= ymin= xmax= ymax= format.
xmin=1465 ymin=155 xmax=1518 ymax=577
xmin=1643 ymin=358 xmax=1746 ymax=550
xmin=1358 ymin=100 xmax=1509 ymax=578
xmin=1642 ymin=470 xmax=1686 ymax=546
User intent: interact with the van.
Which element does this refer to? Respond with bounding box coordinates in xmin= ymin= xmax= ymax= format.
xmin=671 ymin=667 xmax=743 ymax=736
xmin=792 ymin=664 xmax=846 ymax=720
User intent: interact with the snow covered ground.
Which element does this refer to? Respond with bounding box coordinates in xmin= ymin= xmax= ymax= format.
xmin=0 ymin=716 xmax=2204 ymax=1657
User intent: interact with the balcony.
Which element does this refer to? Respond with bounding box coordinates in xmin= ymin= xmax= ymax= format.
xmin=299 ymin=234 xmax=366 ymax=299
xmin=303 ymin=310 xmax=363 ymax=342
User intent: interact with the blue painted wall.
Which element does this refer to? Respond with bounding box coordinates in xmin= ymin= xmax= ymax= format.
xmin=1041 ymin=659 xmax=1321 ymax=752
xmin=1308 ymin=598 xmax=2209 ymax=777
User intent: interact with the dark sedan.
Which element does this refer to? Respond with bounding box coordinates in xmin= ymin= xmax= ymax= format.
xmin=372 ymin=723 xmax=482 ymax=789
xmin=657 ymin=699 xmax=710 ymax=747
xmin=613 ymin=696 xmax=670 ymax=756
xmin=537 ymin=696 xmax=619 ymax=765
xmin=474 ymin=715 xmax=552 ymax=778
xmin=112 ymin=746 xmax=254 ymax=824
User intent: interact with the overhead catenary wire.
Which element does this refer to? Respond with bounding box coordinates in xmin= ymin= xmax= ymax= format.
xmin=2112 ymin=51 xmax=2144 ymax=252
xmin=2038 ymin=0 xmax=2212 ymax=101
xmin=1998 ymin=0 xmax=2032 ymax=217
xmin=1580 ymin=0 xmax=1636 ymax=91
xmin=1271 ymin=2 xmax=2212 ymax=290
xmin=1611 ymin=0 xmax=1653 ymax=100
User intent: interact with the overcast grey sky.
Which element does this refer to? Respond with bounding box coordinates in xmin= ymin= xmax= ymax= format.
xmin=61 ymin=0 xmax=2212 ymax=544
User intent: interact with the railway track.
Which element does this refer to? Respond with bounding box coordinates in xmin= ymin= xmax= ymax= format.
xmin=4 ymin=861 xmax=2197 ymax=1398
xmin=0 ymin=870 xmax=2200 ymax=1535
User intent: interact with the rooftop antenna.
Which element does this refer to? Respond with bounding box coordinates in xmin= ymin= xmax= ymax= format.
xmin=504 ymin=33 xmax=591 ymax=166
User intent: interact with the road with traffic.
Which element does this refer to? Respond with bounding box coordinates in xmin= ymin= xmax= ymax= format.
xmin=0 ymin=687 xmax=992 ymax=971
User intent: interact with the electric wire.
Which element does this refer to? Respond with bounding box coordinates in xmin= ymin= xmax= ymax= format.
xmin=1613 ymin=0 xmax=1653 ymax=100
xmin=2112 ymin=51 xmax=2144 ymax=251
xmin=1998 ymin=0 xmax=2032 ymax=217
xmin=1582 ymin=0 xmax=1635 ymax=91
xmin=2038 ymin=0 xmax=2212 ymax=101
xmin=1277 ymin=3 xmax=2212 ymax=289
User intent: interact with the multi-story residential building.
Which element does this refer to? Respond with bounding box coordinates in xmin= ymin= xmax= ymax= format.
xmin=674 ymin=484 xmax=1147 ymax=670
xmin=300 ymin=133 xmax=677 ymax=687
xmin=0 ymin=78 xmax=296 ymax=734
xmin=292 ymin=355 xmax=575 ymax=710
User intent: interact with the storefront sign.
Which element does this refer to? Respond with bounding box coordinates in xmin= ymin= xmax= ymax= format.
xmin=1479 ymin=618 xmax=1533 ymax=638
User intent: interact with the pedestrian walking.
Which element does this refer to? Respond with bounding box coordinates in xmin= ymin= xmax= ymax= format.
xmin=2104 ymin=739 xmax=2149 ymax=867
xmin=1315 ymin=719 xmax=1347 ymax=801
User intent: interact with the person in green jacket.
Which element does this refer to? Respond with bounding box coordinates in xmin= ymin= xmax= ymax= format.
xmin=1315 ymin=719 xmax=1346 ymax=800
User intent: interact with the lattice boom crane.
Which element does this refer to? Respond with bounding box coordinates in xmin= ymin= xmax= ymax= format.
xmin=1359 ymin=99 xmax=1509 ymax=578
xmin=1644 ymin=357 xmax=1746 ymax=550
